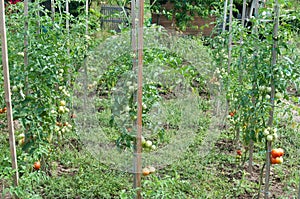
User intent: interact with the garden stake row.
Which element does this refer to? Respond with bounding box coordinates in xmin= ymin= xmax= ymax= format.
xmin=0 ymin=0 xmax=19 ymax=186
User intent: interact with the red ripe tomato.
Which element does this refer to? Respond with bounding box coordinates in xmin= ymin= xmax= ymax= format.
xmin=33 ymin=161 xmax=41 ymax=170
xmin=271 ymin=148 xmax=284 ymax=158
xmin=236 ymin=150 xmax=242 ymax=156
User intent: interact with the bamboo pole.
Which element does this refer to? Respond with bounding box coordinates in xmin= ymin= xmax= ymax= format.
xmin=66 ymin=0 xmax=70 ymax=56
xmin=131 ymin=0 xmax=138 ymax=194
xmin=24 ymin=0 xmax=28 ymax=76
xmin=264 ymin=1 xmax=279 ymax=198
xmin=83 ymin=0 xmax=89 ymax=122
xmin=85 ymin=0 xmax=89 ymax=35
xmin=51 ymin=0 xmax=55 ymax=22
xmin=0 ymin=0 xmax=19 ymax=187
xmin=37 ymin=1 xmax=40 ymax=34
xmin=235 ymin=0 xmax=247 ymax=146
xmin=248 ymin=0 xmax=260 ymax=176
xmin=222 ymin=0 xmax=228 ymax=33
xmin=132 ymin=0 xmax=144 ymax=198
xmin=227 ymin=0 xmax=233 ymax=73
xmin=131 ymin=0 xmax=137 ymax=71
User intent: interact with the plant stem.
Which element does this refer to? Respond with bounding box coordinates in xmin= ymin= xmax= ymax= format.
xmin=257 ymin=163 xmax=266 ymax=199
xmin=298 ymin=182 xmax=300 ymax=199
xmin=248 ymin=140 xmax=254 ymax=174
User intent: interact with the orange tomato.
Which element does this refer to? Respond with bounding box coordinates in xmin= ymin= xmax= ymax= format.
xmin=56 ymin=122 xmax=63 ymax=127
xmin=270 ymin=156 xmax=283 ymax=164
xmin=142 ymin=168 xmax=150 ymax=176
xmin=271 ymin=148 xmax=284 ymax=158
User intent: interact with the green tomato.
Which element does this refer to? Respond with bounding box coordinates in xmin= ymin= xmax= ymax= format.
xmin=60 ymin=100 xmax=66 ymax=106
xmin=12 ymin=86 xmax=18 ymax=92
xmin=151 ymin=145 xmax=156 ymax=150
xmin=266 ymin=134 xmax=273 ymax=141
xmin=124 ymin=105 xmax=131 ymax=112
xmin=259 ymin=86 xmax=265 ymax=91
xmin=263 ymin=129 xmax=270 ymax=136
xmin=58 ymin=106 xmax=65 ymax=113
xmin=273 ymin=133 xmax=278 ymax=140
xmin=275 ymin=92 xmax=282 ymax=99
xmin=145 ymin=140 xmax=152 ymax=148
xmin=141 ymin=136 xmax=146 ymax=145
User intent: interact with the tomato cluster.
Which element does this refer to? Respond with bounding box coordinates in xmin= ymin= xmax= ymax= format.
xmin=142 ymin=166 xmax=156 ymax=176
xmin=270 ymin=148 xmax=284 ymax=164
xmin=0 ymin=107 xmax=7 ymax=114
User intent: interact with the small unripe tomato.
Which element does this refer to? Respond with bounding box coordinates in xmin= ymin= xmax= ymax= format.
xmin=266 ymin=134 xmax=273 ymax=141
xmin=145 ymin=140 xmax=152 ymax=148
xmin=60 ymin=100 xmax=66 ymax=106
xmin=148 ymin=166 xmax=156 ymax=173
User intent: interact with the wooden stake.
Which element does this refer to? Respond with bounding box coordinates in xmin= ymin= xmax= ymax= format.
xmin=132 ymin=0 xmax=144 ymax=198
xmin=131 ymin=0 xmax=138 ymax=194
xmin=227 ymin=0 xmax=233 ymax=73
xmin=85 ymin=0 xmax=89 ymax=35
xmin=222 ymin=0 xmax=228 ymax=33
xmin=265 ymin=1 xmax=279 ymax=198
xmin=0 ymin=0 xmax=19 ymax=187
xmin=235 ymin=0 xmax=247 ymax=146
xmin=248 ymin=0 xmax=259 ymax=176
xmin=24 ymin=0 xmax=28 ymax=91
xmin=66 ymin=0 xmax=70 ymax=55
xmin=51 ymin=0 xmax=55 ymax=22
xmin=131 ymin=0 xmax=137 ymax=72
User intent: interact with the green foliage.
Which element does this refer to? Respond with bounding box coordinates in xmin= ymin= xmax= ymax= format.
xmin=212 ymin=0 xmax=299 ymax=142
xmin=0 ymin=0 xmax=102 ymax=195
